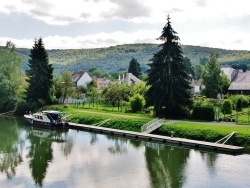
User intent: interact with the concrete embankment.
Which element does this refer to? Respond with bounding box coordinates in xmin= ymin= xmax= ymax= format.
xmin=69 ymin=122 xmax=245 ymax=155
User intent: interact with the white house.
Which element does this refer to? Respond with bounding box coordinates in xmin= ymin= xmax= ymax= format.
xmin=72 ymin=71 xmax=92 ymax=87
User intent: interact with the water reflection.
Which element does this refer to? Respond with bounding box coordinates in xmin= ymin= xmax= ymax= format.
xmin=1 ymin=117 xmax=250 ymax=188
xmin=145 ymin=143 xmax=190 ymax=188
xmin=27 ymin=127 xmax=71 ymax=187
xmin=106 ymin=136 xmax=127 ymax=155
xmin=0 ymin=118 xmax=23 ymax=179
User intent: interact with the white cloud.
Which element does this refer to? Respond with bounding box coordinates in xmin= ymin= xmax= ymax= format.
xmin=0 ymin=30 xmax=161 ymax=49
xmin=1 ymin=0 xmax=250 ymax=50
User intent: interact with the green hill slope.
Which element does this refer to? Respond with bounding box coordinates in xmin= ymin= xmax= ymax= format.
xmin=16 ymin=43 xmax=250 ymax=74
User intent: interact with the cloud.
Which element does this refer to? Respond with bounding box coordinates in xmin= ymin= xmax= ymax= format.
xmin=196 ymin=0 xmax=206 ymax=7
xmin=0 ymin=30 xmax=161 ymax=49
xmin=102 ymin=0 xmax=151 ymax=19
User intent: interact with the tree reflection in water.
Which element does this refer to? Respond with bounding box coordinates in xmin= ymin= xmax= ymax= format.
xmin=145 ymin=143 xmax=190 ymax=188
xmin=27 ymin=127 xmax=71 ymax=187
xmin=106 ymin=136 xmax=128 ymax=155
xmin=0 ymin=118 xmax=23 ymax=179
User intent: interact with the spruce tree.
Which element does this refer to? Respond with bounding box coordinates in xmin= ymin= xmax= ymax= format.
xmin=26 ymin=38 xmax=54 ymax=106
xmin=145 ymin=15 xmax=193 ymax=117
xmin=128 ymin=58 xmax=141 ymax=78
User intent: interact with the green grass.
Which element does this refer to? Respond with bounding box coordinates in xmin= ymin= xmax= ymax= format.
xmin=156 ymin=122 xmax=250 ymax=146
xmin=44 ymin=104 xmax=250 ymax=146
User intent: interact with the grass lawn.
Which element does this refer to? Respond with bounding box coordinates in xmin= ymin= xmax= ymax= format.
xmin=158 ymin=121 xmax=250 ymax=146
xmin=45 ymin=104 xmax=250 ymax=146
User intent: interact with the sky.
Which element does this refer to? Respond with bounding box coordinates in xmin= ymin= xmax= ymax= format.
xmin=0 ymin=0 xmax=250 ymax=50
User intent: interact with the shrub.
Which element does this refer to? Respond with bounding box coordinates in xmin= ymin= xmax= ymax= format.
xmin=14 ymin=101 xmax=29 ymax=115
xmin=130 ymin=94 xmax=145 ymax=113
xmin=221 ymin=99 xmax=232 ymax=114
xmin=191 ymin=105 xmax=215 ymax=121
xmin=236 ymin=98 xmax=242 ymax=111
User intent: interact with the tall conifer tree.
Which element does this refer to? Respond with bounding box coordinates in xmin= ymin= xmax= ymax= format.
xmin=26 ymin=38 xmax=53 ymax=105
xmin=128 ymin=58 xmax=141 ymax=78
xmin=145 ymin=16 xmax=192 ymax=117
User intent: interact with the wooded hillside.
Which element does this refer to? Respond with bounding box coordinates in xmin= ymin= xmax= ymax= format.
xmin=16 ymin=43 xmax=250 ymax=74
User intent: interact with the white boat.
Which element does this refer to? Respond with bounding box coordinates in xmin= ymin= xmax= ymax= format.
xmin=24 ymin=110 xmax=69 ymax=129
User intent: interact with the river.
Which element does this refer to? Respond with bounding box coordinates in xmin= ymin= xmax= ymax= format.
xmin=0 ymin=117 xmax=250 ymax=188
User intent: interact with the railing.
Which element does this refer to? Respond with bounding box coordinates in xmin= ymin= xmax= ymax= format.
xmin=92 ymin=119 xmax=111 ymax=126
xmin=216 ymin=132 xmax=236 ymax=144
xmin=141 ymin=118 xmax=164 ymax=133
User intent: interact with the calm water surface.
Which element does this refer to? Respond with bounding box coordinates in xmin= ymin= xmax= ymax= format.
xmin=0 ymin=117 xmax=250 ymax=188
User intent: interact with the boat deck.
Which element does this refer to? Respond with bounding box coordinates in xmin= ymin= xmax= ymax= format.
xmin=69 ymin=122 xmax=245 ymax=155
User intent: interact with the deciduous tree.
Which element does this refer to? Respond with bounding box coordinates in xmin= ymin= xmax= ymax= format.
xmin=202 ymin=53 xmax=221 ymax=98
xmin=0 ymin=41 xmax=24 ymax=111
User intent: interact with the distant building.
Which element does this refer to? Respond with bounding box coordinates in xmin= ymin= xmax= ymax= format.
xmin=228 ymin=71 xmax=250 ymax=95
xmin=72 ymin=71 xmax=92 ymax=87
xmin=119 ymin=72 xmax=141 ymax=85
xmin=190 ymin=78 xmax=202 ymax=95
xmin=221 ymin=67 xmax=238 ymax=81
xmin=93 ymin=77 xmax=112 ymax=90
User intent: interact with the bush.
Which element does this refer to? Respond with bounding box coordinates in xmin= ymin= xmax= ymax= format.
xmin=130 ymin=94 xmax=145 ymax=113
xmin=221 ymin=99 xmax=232 ymax=114
xmin=236 ymin=98 xmax=242 ymax=111
xmin=14 ymin=101 xmax=29 ymax=115
xmin=191 ymin=105 xmax=215 ymax=121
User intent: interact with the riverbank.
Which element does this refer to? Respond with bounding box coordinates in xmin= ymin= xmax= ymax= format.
xmin=47 ymin=105 xmax=250 ymax=147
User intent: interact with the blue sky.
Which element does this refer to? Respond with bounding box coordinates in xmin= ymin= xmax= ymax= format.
xmin=0 ymin=0 xmax=250 ymax=50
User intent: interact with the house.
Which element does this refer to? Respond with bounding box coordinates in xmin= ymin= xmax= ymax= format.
xmin=190 ymin=78 xmax=202 ymax=95
xmin=228 ymin=71 xmax=250 ymax=95
xmin=72 ymin=71 xmax=92 ymax=87
xmin=119 ymin=73 xmax=141 ymax=85
xmin=93 ymin=77 xmax=112 ymax=90
xmin=221 ymin=67 xmax=238 ymax=81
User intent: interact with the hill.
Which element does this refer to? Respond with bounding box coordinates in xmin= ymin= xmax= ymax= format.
xmin=16 ymin=43 xmax=250 ymax=74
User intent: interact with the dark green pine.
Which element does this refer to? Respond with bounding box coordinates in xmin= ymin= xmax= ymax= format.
xmin=26 ymin=38 xmax=54 ymax=105
xmin=128 ymin=58 xmax=141 ymax=78
xmin=145 ymin=15 xmax=193 ymax=118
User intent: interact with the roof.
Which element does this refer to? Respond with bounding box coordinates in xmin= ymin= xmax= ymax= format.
xmin=221 ymin=67 xmax=235 ymax=76
xmin=72 ymin=71 xmax=86 ymax=82
xmin=228 ymin=71 xmax=250 ymax=90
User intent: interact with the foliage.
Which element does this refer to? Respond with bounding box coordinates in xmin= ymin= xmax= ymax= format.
xmin=129 ymin=82 xmax=149 ymax=96
xmin=0 ymin=41 xmax=24 ymax=112
xmin=202 ymin=53 xmax=221 ymax=98
xmin=221 ymin=72 xmax=230 ymax=95
xmin=26 ymin=38 xmax=54 ymax=106
xmin=128 ymin=58 xmax=141 ymax=78
xmin=221 ymin=99 xmax=233 ymax=114
xmin=236 ymin=98 xmax=243 ymax=111
xmin=191 ymin=105 xmax=215 ymax=121
xmin=194 ymin=63 xmax=205 ymax=80
xmin=86 ymin=80 xmax=100 ymax=107
xmin=231 ymin=63 xmax=248 ymax=72
xmin=16 ymin=43 xmax=250 ymax=75
xmin=145 ymin=16 xmax=193 ymax=118
xmin=102 ymin=83 xmax=130 ymax=110
xmin=184 ymin=57 xmax=195 ymax=78
xmin=14 ymin=100 xmax=30 ymax=115
xmin=130 ymin=94 xmax=145 ymax=113
xmin=54 ymin=71 xmax=75 ymax=102
xmin=230 ymin=95 xmax=249 ymax=108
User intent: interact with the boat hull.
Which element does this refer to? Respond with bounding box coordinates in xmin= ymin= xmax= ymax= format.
xmin=24 ymin=114 xmax=69 ymax=129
